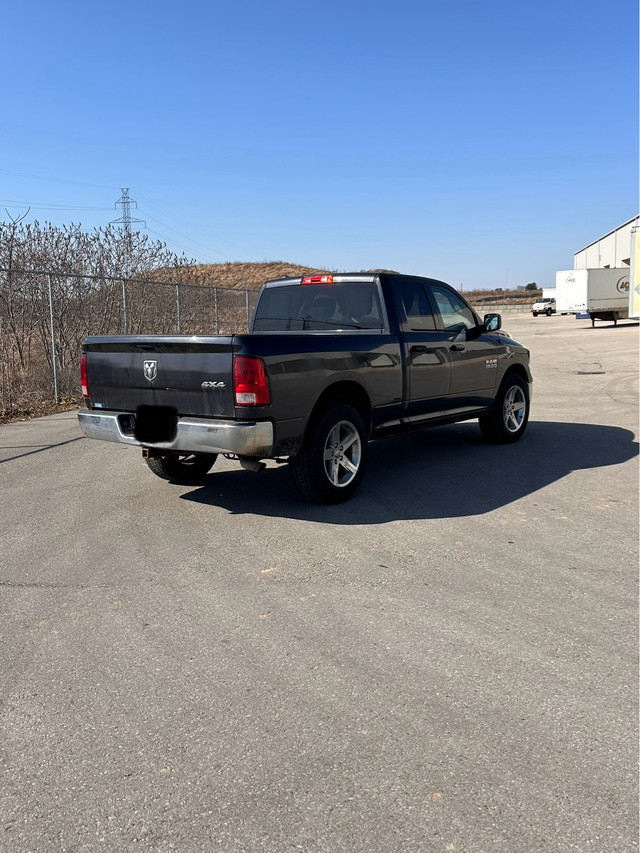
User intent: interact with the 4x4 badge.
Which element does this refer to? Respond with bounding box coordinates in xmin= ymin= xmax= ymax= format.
xmin=143 ymin=360 xmax=158 ymax=381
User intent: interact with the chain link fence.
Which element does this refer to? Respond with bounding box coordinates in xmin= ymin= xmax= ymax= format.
xmin=0 ymin=267 xmax=260 ymax=414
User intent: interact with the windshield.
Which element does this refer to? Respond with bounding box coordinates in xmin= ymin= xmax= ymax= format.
xmin=253 ymin=283 xmax=384 ymax=331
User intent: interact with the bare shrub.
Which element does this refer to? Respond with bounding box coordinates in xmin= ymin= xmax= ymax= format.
xmin=0 ymin=219 xmax=195 ymax=416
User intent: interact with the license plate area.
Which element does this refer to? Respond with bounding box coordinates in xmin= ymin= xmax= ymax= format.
xmin=134 ymin=405 xmax=178 ymax=444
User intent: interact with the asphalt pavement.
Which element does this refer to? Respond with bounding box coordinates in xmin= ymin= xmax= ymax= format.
xmin=1 ymin=313 xmax=638 ymax=852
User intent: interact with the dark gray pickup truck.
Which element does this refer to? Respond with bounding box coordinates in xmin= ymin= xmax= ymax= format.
xmin=78 ymin=272 xmax=532 ymax=502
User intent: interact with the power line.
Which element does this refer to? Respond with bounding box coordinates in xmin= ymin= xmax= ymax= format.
xmin=142 ymin=225 xmax=211 ymax=263
xmin=0 ymin=167 xmax=116 ymax=191
xmin=134 ymin=191 xmax=247 ymax=259
xmin=0 ymin=180 xmax=249 ymax=263
xmin=0 ymin=197 xmax=111 ymax=211
xmin=136 ymin=208 xmax=240 ymax=262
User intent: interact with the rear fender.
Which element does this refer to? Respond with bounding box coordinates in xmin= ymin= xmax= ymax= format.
xmin=302 ymin=381 xmax=372 ymax=447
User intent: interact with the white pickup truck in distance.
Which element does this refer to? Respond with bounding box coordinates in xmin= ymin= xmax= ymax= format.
xmin=532 ymin=297 xmax=556 ymax=317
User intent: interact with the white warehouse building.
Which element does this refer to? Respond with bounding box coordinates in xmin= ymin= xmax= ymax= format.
xmin=574 ymin=215 xmax=639 ymax=269
xmin=555 ymin=215 xmax=640 ymax=321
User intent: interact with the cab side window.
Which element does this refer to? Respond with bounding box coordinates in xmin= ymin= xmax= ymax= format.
xmin=429 ymin=286 xmax=477 ymax=333
xmin=398 ymin=282 xmax=436 ymax=331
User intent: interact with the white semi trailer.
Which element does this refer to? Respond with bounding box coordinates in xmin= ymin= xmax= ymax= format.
xmin=630 ymin=228 xmax=639 ymax=319
xmin=555 ymin=268 xmax=630 ymax=326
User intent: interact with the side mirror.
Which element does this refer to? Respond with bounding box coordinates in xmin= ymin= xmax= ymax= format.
xmin=484 ymin=313 xmax=502 ymax=332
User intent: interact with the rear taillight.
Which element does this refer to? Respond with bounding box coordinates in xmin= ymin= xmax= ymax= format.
xmin=234 ymin=356 xmax=270 ymax=406
xmin=302 ymin=275 xmax=334 ymax=285
xmin=80 ymin=353 xmax=89 ymax=399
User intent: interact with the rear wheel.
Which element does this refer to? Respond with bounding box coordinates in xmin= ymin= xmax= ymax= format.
xmin=479 ymin=374 xmax=530 ymax=444
xmin=289 ymin=403 xmax=368 ymax=503
xmin=145 ymin=452 xmax=217 ymax=484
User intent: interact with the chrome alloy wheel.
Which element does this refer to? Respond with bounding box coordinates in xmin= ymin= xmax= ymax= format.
xmin=323 ymin=420 xmax=362 ymax=487
xmin=503 ymin=384 xmax=527 ymax=433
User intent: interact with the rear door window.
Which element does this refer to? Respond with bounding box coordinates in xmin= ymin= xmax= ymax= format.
xmin=397 ymin=282 xmax=437 ymax=331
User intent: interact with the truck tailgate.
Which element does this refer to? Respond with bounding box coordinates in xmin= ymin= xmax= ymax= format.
xmin=83 ymin=335 xmax=237 ymax=417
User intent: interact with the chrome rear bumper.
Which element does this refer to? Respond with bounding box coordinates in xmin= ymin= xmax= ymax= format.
xmin=78 ymin=409 xmax=273 ymax=457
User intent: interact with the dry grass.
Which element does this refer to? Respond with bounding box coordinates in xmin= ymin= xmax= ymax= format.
xmin=0 ymin=397 xmax=82 ymax=425
xmin=170 ymin=262 xmax=539 ymax=304
xmin=169 ymin=261 xmax=404 ymax=290
xmin=172 ymin=261 xmax=330 ymax=289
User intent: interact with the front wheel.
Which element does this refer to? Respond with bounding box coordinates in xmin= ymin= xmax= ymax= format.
xmin=479 ymin=375 xmax=530 ymax=444
xmin=546 ymin=308 xmax=553 ymax=316
xmin=145 ymin=452 xmax=217 ymax=484
xmin=289 ymin=403 xmax=368 ymax=503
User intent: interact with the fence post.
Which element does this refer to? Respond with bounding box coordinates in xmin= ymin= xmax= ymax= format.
xmin=47 ymin=273 xmax=61 ymax=403
xmin=214 ymin=285 xmax=219 ymax=334
xmin=175 ymin=282 xmax=182 ymax=333
xmin=122 ymin=278 xmax=129 ymax=334
xmin=245 ymin=287 xmax=250 ymax=331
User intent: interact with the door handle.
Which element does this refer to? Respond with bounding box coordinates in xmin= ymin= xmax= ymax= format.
xmin=450 ymin=343 xmax=465 ymax=351
xmin=410 ymin=345 xmax=428 ymax=353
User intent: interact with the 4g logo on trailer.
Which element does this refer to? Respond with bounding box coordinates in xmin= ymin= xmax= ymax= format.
xmin=616 ymin=276 xmax=630 ymax=294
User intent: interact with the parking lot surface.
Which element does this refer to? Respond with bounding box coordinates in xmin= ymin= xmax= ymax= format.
xmin=1 ymin=314 xmax=638 ymax=852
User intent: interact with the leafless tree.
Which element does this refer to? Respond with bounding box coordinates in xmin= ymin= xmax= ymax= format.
xmin=0 ymin=219 xmax=198 ymax=415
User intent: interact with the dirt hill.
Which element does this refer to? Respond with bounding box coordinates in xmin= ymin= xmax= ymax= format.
xmin=174 ymin=261 xmax=401 ymax=290
xmin=176 ymin=261 xmax=330 ymax=289
xmin=171 ymin=261 xmax=538 ymax=304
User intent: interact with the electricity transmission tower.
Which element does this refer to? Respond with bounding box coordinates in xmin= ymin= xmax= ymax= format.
xmin=111 ymin=188 xmax=146 ymax=236
xmin=111 ymin=188 xmax=146 ymax=280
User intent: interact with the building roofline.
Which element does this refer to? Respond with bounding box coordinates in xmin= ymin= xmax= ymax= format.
xmin=575 ymin=215 xmax=640 ymax=255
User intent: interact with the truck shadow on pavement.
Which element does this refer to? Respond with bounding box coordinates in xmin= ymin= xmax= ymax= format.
xmin=179 ymin=421 xmax=638 ymax=523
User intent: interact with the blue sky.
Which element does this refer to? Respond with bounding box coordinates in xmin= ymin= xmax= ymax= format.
xmin=1 ymin=0 xmax=637 ymax=289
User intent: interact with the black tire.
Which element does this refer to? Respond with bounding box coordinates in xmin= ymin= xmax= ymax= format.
xmin=145 ymin=452 xmax=217 ymax=484
xmin=532 ymin=312 xmax=538 ymax=317
xmin=289 ymin=403 xmax=368 ymax=503
xmin=479 ymin=374 xmax=530 ymax=444
xmin=546 ymin=308 xmax=552 ymax=316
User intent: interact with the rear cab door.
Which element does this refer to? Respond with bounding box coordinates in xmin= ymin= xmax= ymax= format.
xmin=384 ymin=275 xmax=452 ymax=423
